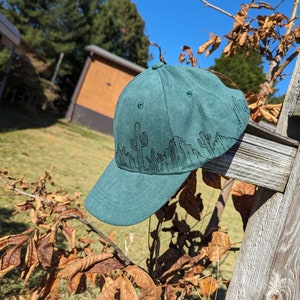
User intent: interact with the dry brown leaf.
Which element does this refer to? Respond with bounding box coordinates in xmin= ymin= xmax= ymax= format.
xmin=58 ymin=252 xmax=113 ymax=280
xmin=57 ymin=250 xmax=79 ymax=268
xmin=98 ymin=275 xmax=121 ymax=300
xmin=0 ymin=244 xmax=23 ymax=270
xmin=259 ymin=103 xmax=282 ymax=124
xmin=124 ymin=265 xmax=160 ymax=300
xmin=233 ymin=4 xmax=249 ymax=31
xmin=294 ymin=24 xmax=300 ymax=43
xmin=199 ymin=276 xmax=218 ymax=296
xmin=22 ymin=234 xmax=40 ymax=284
xmin=202 ymin=170 xmax=222 ymax=189
xmin=37 ymin=234 xmax=54 ymax=268
xmin=231 ymin=182 xmax=256 ymax=197
xmin=191 ymin=247 xmax=209 ymax=264
xmin=180 ymin=45 xmax=197 ymax=66
xmin=206 ymin=34 xmax=221 ymax=57
xmin=161 ymin=253 xmax=191 ymax=280
xmin=85 ymin=257 xmax=124 ymax=274
xmin=54 ymin=208 xmax=85 ymax=223
xmin=0 ymin=233 xmax=30 ymax=251
xmin=191 ymin=56 xmax=197 ymax=67
xmin=232 ymin=182 xmax=256 ymax=230
xmin=156 ymin=201 xmax=177 ymax=222
xmin=30 ymin=209 xmax=40 ymax=226
xmin=15 ymin=200 xmax=35 ymax=211
xmin=239 ymin=30 xmax=249 ymax=46
xmin=119 ymin=274 xmax=138 ymax=300
xmin=61 ymin=224 xmax=76 ymax=249
xmin=178 ymin=171 xmax=203 ymax=220
xmin=172 ymin=214 xmax=190 ymax=233
xmin=179 ymin=189 xmax=202 ymax=221
xmin=66 ymin=272 xmax=87 ymax=295
xmin=185 ymin=274 xmax=200 ymax=286
xmin=0 ymin=264 xmax=15 ymax=277
xmin=197 ymin=33 xmax=221 ymax=57
xmin=257 ymin=2 xmax=273 ymax=10
xmin=85 ymin=272 xmax=97 ymax=286
xmin=164 ymin=285 xmax=177 ymax=300
xmin=178 ymin=53 xmax=185 ymax=64
xmin=108 ymin=231 xmax=116 ymax=242
xmin=207 ymin=231 xmax=231 ymax=262
xmin=155 ymin=246 xmax=182 ymax=278
xmin=223 ymin=41 xmax=236 ymax=57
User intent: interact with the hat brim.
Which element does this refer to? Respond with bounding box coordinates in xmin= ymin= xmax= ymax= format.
xmin=85 ymin=159 xmax=191 ymax=226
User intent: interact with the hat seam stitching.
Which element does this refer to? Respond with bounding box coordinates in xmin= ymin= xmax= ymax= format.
xmin=157 ymin=68 xmax=174 ymax=141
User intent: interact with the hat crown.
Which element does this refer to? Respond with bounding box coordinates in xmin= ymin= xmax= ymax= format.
xmin=85 ymin=64 xmax=250 ymax=226
xmin=114 ymin=64 xmax=249 ymax=175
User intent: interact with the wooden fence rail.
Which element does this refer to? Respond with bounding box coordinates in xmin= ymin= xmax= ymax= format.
xmin=213 ymin=53 xmax=300 ymax=299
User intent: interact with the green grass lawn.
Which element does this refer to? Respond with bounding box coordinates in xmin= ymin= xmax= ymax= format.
xmin=0 ymin=106 xmax=244 ymax=298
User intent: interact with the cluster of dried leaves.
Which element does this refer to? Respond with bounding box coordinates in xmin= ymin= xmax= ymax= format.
xmin=147 ymin=170 xmax=233 ymax=298
xmin=179 ymin=1 xmax=300 ymax=125
xmin=0 ymin=168 xmax=243 ymax=299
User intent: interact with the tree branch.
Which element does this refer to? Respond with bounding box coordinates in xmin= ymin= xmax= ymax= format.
xmin=200 ymin=0 xmax=234 ymax=18
xmin=0 ymin=174 xmax=52 ymax=204
xmin=273 ymin=48 xmax=300 ymax=80
xmin=203 ymin=178 xmax=234 ymax=240
xmin=77 ymin=217 xmax=133 ymax=266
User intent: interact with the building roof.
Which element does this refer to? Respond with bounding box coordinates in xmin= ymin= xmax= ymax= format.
xmin=0 ymin=13 xmax=20 ymax=47
xmin=85 ymin=45 xmax=145 ymax=74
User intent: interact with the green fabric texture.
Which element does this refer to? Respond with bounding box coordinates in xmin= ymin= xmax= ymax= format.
xmin=85 ymin=62 xmax=250 ymax=226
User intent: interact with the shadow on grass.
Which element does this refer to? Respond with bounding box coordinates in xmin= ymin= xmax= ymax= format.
xmin=0 ymin=207 xmax=40 ymax=298
xmin=0 ymin=207 xmax=28 ymax=236
xmin=0 ymin=104 xmax=60 ymax=132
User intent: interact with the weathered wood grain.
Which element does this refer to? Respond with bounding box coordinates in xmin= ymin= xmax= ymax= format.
xmin=203 ymin=128 xmax=298 ymax=192
xmin=226 ymin=147 xmax=300 ymax=299
xmin=226 ymin=53 xmax=300 ymax=299
xmin=277 ymin=53 xmax=300 ymax=141
xmin=276 ymin=53 xmax=300 ymax=118
xmin=264 ymin=146 xmax=300 ymax=299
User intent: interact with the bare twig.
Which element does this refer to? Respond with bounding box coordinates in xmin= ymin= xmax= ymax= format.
xmin=286 ymin=0 xmax=300 ymax=36
xmin=264 ymin=0 xmax=300 ymax=98
xmin=0 ymin=174 xmax=52 ymax=204
xmin=272 ymin=48 xmax=300 ymax=80
xmin=200 ymin=0 xmax=234 ymax=18
xmin=203 ymin=178 xmax=234 ymax=240
xmin=77 ymin=217 xmax=133 ymax=266
xmin=149 ymin=41 xmax=167 ymax=64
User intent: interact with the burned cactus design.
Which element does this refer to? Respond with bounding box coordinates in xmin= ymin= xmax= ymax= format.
xmin=197 ymin=131 xmax=215 ymax=156
xmin=116 ymin=122 xmax=234 ymax=173
xmin=130 ymin=122 xmax=148 ymax=171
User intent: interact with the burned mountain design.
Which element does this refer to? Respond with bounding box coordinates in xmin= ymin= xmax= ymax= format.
xmin=115 ymin=122 xmax=238 ymax=174
xmin=231 ymin=96 xmax=249 ymax=135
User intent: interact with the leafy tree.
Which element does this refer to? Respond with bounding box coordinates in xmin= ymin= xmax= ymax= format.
xmin=0 ymin=0 xmax=98 ymax=105
xmin=210 ymin=48 xmax=284 ymax=103
xmin=210 ymin=48 xmax=266 ymax=94
xmin=90 ymin=0 xmax=149 ymax=67
xmin=0 ymin=0 xmax=149 ymax=110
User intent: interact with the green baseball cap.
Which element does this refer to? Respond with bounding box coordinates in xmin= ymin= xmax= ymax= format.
xmin=85 ymin=62 xmax=249 ymax=226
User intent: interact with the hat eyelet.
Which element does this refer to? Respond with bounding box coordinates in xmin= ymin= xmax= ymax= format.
xmin=137 ymin=101 xmax=144 ymax=109
xmin=185 ymin=90 xmax=193 ymax=98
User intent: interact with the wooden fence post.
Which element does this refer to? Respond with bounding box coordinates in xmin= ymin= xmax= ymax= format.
xmin=226 ymin=54 xmax=300 ymax=299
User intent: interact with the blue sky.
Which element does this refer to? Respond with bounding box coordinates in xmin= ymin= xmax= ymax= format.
xmin=132 ymin=0 xmax=299 ymax=95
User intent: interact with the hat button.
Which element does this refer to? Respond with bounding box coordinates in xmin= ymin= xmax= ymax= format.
xmin=152 ymin=62 xmax=165 ymax=70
